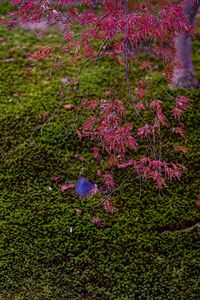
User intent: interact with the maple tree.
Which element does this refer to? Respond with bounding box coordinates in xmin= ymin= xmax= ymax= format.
xmin=1 ymin=0 xmax=198 ymax=192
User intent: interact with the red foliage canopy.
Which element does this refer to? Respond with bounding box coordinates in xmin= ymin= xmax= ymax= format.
xmin=2 ymin=0 xmax=194 ymax=189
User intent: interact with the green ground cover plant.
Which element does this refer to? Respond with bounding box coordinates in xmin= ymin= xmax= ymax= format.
xmin=0 ymin=4 xmax=200 ymax=298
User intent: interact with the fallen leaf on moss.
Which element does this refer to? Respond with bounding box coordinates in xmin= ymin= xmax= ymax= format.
xmin=91 ymin=216 xmax=106 ymax=228
xmin=60 ymin=183 xmax=75 ymax=192
xmin=103 ymin=198 xmax=118 ymax=214
xmin=51 ymin=176 xmax=62 ymax=183
xmin=79 ymin=156 xmax=89 ymax=162
xmin=195 ymin=200 xmax=200 ymax=209
xmin=176 ymin=145 xmax=189 ymax=154
xmin=40 ymin=112 xmax=49 ymax=123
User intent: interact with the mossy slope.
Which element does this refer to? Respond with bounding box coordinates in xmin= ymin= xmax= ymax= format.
xmin=0 ymin=17 xmax=200 ymax=300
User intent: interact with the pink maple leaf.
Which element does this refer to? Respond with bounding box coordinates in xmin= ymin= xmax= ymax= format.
xmin=103 ymin=198 xmax=118 ymax=214
xmin=60 ymin=183 xmax=75 ymax=192
xmin=91 ymin=216 xmax=106 ymax=228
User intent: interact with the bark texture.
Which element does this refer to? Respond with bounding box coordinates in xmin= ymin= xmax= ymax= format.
xmin=172 ymin=0 xmax=200 ymax=88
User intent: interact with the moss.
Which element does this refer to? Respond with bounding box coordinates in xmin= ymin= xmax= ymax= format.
xmin=0 ymin=20 xmax=200 ymax=300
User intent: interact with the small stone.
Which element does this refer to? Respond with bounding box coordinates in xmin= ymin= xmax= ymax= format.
xmin=58 ymin=89 xmax=65 ymax=96
xmin=40 ymin=112 xmax=49 ymax=123
xmin=97 ymin=170 xmax=103 ymax=177
xmin=61 ymin=77 xmax=71 ymax=84
xmin=0 ymin=37 xmax=5 ymax=42
xmin=63 ymin=104 xmax=74 ymax=111
xmin=2 ymin=58 xmax=15 ymax=62
xmin=75 ymin=209 xmax=83 ymax=215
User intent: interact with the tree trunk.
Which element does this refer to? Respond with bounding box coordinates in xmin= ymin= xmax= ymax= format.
xmin=172 ymin=0 xmax=200 ymax=88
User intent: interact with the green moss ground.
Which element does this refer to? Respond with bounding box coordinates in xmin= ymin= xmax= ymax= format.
xmin=1 ymin=9 xmax=200 ymax=299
